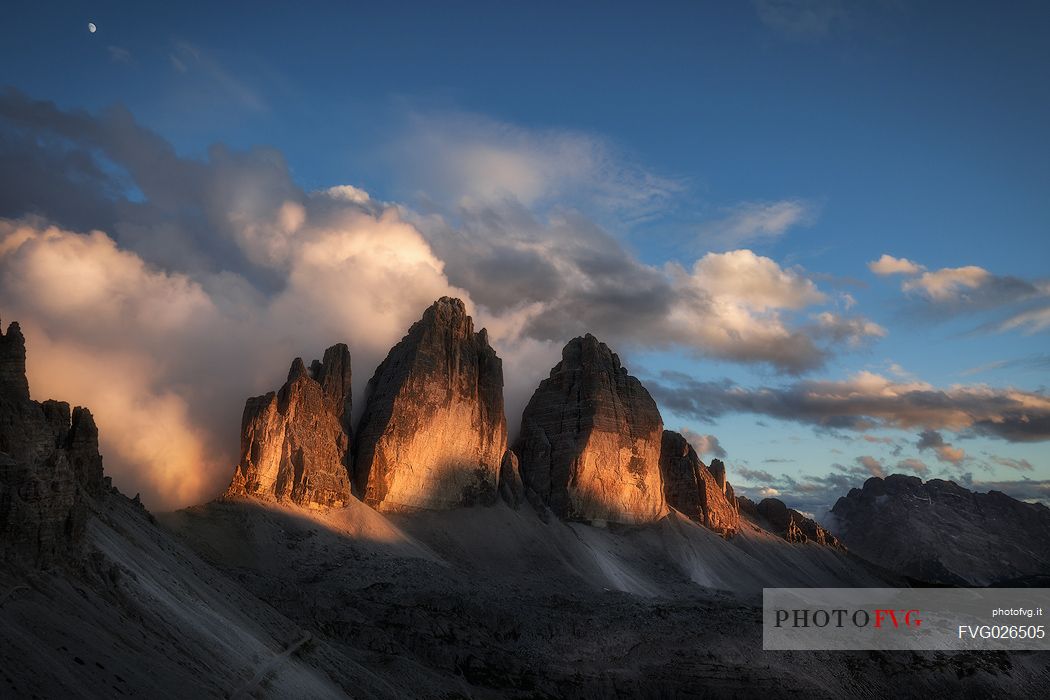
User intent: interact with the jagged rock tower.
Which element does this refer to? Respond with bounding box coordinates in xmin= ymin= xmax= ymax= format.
xmin=0 ymin=319 xmax=106 ymax=565
xmin=226 ymin=344 xmax=353 ymax=508
xmin=658 ymin=431 xmax=740 ymax=536
xmin=354 ymin=297 xmax=507 ymax=511
xmin=515 ymin=334 xmax=667 ymax=525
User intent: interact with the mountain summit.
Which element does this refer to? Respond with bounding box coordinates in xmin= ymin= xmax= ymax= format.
xmin=830 ymin=474 xmax=1050 ymax=584
xmin=354 ymin=297 xmax=507 ymax=511
xmin=515 ymin=334 xmax=667 ymax=524
xmin=225 ymin=344 xmax=354 ymax=508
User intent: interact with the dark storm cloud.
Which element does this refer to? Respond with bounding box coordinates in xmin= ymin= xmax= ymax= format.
xmin=0 ymin=88 xmax=298 ymax=287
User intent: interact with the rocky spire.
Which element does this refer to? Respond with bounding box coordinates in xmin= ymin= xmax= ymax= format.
xmin=354 ymin=298 xmax=507 ymax=511
xmin=658 ymin=431 xmax=739 ymax=536
xmin=0 ymin=318 xmax=106 ymax=565
xmin=225 ymin=344 xmax=353 ymax=509
xmin=515 ymin=334 xmax=667 ymax=525
xmin=0 ymin=320 xmax=30 ymax=401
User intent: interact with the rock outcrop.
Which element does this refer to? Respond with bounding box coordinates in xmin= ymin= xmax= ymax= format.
xmin=497 ymin=450 xmax=526 ymax=509
xmin=0 ymin=320 xmax=106 ymax=565
xmin=830 ymin=474 xmax=1050 ymax=585
xmin=515 ymin=334 xmax=666 ymax=524
xmin=354 ymin=298 xmax=507 ymax=511
xmin=737 ymin=496 xmax=844 ymax=550
xmin=659 ymin=431 xmax=739 ymax=536
xmin=226 ymin=344 xmax=353 ymax=508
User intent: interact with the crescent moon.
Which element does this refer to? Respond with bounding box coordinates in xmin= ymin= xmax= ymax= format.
xmin=88 ymin=22 xmax=97 ymax=33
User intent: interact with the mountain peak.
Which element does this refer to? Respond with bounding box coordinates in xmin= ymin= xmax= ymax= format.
xmin=354 ymin=299 xmax=506 ymax=511
xmin=516 ymin=335 xmax=667 ymax=525
xmin=0 ymin=319 xmax=30 ymax=401
xmin=226 ymin=344 xmax=353 ymax=508
xmin=831 ymin=473 xmax=1050 ymax=584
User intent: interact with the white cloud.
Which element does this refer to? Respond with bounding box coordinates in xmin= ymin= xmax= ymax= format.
xmin=868 ymin=254 xmax=925 ymax=276
xmin=684 ymin=249 xmax=825 ymax=311
xmin=679 ymin=428 xmax=727 ymax=459
xmin=996 ymin=305 xmax=1050 ymax=335
xmin=696 ymin=200 xmax=814 ymax=250
xmin=855 ymin=455 xmax=885 ymax=477
xmin=903 ymin=265 xmax=990 ymax=300
xmin=0 ymin=205 xmax=465 ymax=510
xmin=390 ymin=111 xmax=682 ymax=220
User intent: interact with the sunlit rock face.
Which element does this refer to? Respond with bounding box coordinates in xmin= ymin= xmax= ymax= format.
xmin=830 ymin=475 xmax=1050 ymax=585
xmin=659 ymin=431 xmax=739 ymax=536
xmin=354 ymin=297 xmax=507 ymax=511
xmin=738 ymin=496 xmax=844 ymax=550
xmin=226 ymin=344 xmax=353 ymax=509
xmin=0 ymin=320 xmax=106 ymax=565
xmin=515 ymin=334 xmax=667 ymax=525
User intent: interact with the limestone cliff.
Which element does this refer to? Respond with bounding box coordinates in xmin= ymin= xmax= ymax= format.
xmin=515 ymin=335 xmax=666 ymax=524
xmin=0 ymin=320 xmax=106 ymax=565
xmin=354 ymin=298 xmax=507 ymax=511
xmin=659 ymin=431 xmax=739 ymax=536
xmin=226 ymin=344 xmax=353 ymax=508
xmin=738 ymin=496 xmax=844 ymax=550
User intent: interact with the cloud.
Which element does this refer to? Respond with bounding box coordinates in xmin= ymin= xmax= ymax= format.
xmin=915 ymin=430 xmax=966 ymax=465
xmin=0 ymin=207 xmax=463 ymax=509
xmin=0 ymin=91 xmax=894 ymax=508
xmin=419 ymin=200 xmax=878 ymax=374
xmin=868 ymin=254 xmax=924 ymax=276
xmin=169 ymin=41 xmax=265 ymax=111
xmin=649 ymin=370 xmax=1050 ymax=443
xmin=811 ymin=312 xmax=886 ymax=346
xmin=960 ymin=475 xmax=1050 ymax=505
xmin=695 ymin=200 xmax=814 ymax=250
xmin=903 ymin=266 xmax=993 ymax=301
xmin=107 ymin=46 xmax=132 ymax=64
xmin=752 ymin=0 xmax=849 ymax=38
xmin=896 ymin=458 xmax=929 ymax=475
xmin=871 ymin=254 xmax=1050 ymax=331
xmin=734 ymin=469 xmax=867 ymax=519
xmin=990 ymin=456 xmax=1035 ymax=472
xmin=855 ymin=455 xmax=885 ymax=478
xmin=735 ymin=467 xmax=776 ymax=483
xmin=679 ymin=428 xmax=727 ymax=459
xmin=390 ymin=110 xmax=681 ymax=221
xmin=995 ymin=306 xmax=1050 ymax=335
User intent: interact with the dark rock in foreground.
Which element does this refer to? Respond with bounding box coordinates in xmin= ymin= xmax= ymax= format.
xmin=0 ymin=319 xmax=106 ymax=565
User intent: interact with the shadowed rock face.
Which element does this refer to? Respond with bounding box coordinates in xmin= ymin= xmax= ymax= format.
xmin=659 ymin=431 xmax=739 ymax=536
xmin=354 ymin=297 xmax=507 ymax=511
xmin=498 ymin=450 xmax=526 ymax=509
xmin=738 ymin=496 xmax=844 ymax=550
xmin=830 ymin=474 xmax=1050 ymax=585
xmin=226 ymin=344 xmax=353 ymax=509
xmin=515 ymin=334 xmax=667 ymax=524
xmin=0 ymin=320 xmax=106 ymax=565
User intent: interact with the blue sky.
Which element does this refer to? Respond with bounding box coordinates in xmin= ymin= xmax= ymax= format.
xmin=1 ymin=1 xmax=1048 ymax=512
